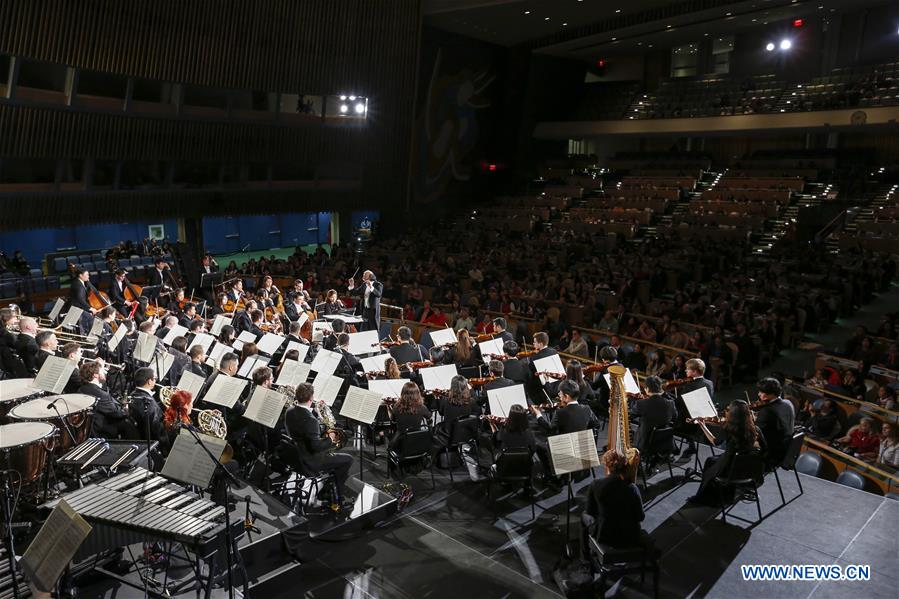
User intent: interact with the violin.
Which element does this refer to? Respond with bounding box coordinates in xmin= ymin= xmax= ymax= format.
xmin=374 ymin=340 xmax=402 ymax=348
xmin=365 ymin=370 xmax=388 ymax=379
xmin=536 ymin=371 xmax=566 ymax=380
xmin=686 ymin=415 xmax=726 ymax=425
xmin=583 ymin=361 xmax=613 ymax=375
xmin=488 ymin=353 xmax=509 ymax=361
xmin=403 ymin=360 xmax=433 ymax=370
xmin=749 ymin=397 xmax=777 ymax=410
xmin=469 ymin=376 xmax=497 ymax=387
xmin=474 ymin=332 xmax=495 ymax=343
xmin=663 ymin=377 xmax=694 ymax=390
xmin=516 ymin=350 xmax=538 ymax=359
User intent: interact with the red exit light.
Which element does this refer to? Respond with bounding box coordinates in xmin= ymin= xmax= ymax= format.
xmin=597 ymin=59 xmax=606 ymax=68
xmin=488 ymin=164 xmax=497 ymax=172
xmin=792 ymin=19 xmax=804 ymax=27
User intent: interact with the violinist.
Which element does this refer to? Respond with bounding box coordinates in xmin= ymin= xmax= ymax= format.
xmin=186 ymin=319 xmax=205 ymax=345
xmin=531 ymin=379 xmax=597 ymax=435
xmin=530 ymin=332 xmax=556 ymax=361
xmin=435 ymin=375 xmax=481 ymax=436
xmin=321 ymin=289 xmax=345 ymax=316
xmin=687 ymin=400 xmax=765 ymax=505
xmin=389 ymin=326 xmax=425 ymax=365
xmin=228 ymin=280 xmax=244 ymax=304
xmin=492 ymin=317 xmax=514 ymax=345
xmin=564 ymin=360 xmax=597 ymax=405
xmin=629 ymin=376 xmax=676 ymax=457
xmin=673 ymin=358 xmax=715 ymax=458
xmin=217 ymin=324 xmax=236 ymax=347
xmin=752 ymin=377 xmax=795 ymax=469
xmin=259 ymin=276 xmax=282 ymax=307
xmin=209 ymin=293 xmax=230 ymax=317
xmin=499 ymin=341 xmax=530 ymax=384
xmin=389 ymin=382 xmax=432 ymax=450
xmin=292 ymin=278 xmax=312 ymax=305
xmin=109 ymin=269 xmax=135 ymax=317
xmin=285 ymin=292 xmax=311 ymax=322
xmin=188 ymin=344 xmax=209 ymax=377
xmin=248 ymin=309 xmax=266 ymax=338
xmin=336 ymin=332 xmax=365 ymax=386
xmin=483 ymin=360 xmax=516 ymax=393
xmin=178 ymin=303 xmax=198 ymax=329
xmin=322 ymin=318 xmax=344 ymax=351
xmin=490 ymin=404 xmax=537 ymax=455
xmin=233 ymin=300 xmax=256 ymax=333
xmin=448 ymin=329 xmax=478 ymax=368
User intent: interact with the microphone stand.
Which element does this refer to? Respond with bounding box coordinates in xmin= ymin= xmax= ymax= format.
xmin=178 ymin=424 xmax=247 ymax=599
xmin=1 ymin=472 xmax=20 ymax=599
xmin=48 ymin=399 xmax=78 ymax=448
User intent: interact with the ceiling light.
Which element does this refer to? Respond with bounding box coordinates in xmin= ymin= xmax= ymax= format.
xmin=765 ymin=42 xmax=775 ymax=51
xmin=544 ymin=17 xmax=550 ymax=21
xmin=615 ymin=9 xmax=621 ymax=13
xmin=354 ymin=103 xmax=365 ymax=114
xmin=339 ymin=95 xmax=347 ymax=100
xmin=339 ymin=104 xmax=348 ymax=114
xmin=524 ymin=10 xmax=530 ymax=14
xmin=726 ymin=12 xmax=732 ymax=16
xmin=780 ymin=39 xmax=792 ymax=50
xmin=563 ymin=22 xmax=568 ymax=26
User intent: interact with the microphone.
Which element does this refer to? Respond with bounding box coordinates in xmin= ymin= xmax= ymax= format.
xmin=47 ymin=396 xmax=63 ymax=410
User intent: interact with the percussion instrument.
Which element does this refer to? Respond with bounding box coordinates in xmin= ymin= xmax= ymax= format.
xmin=9 ymin=394 xmax=96 ymax=453
xmin=0 ymin=378 xmax=45 ymax=421
xmin=0 ymin=422 xmax=57 ymax=485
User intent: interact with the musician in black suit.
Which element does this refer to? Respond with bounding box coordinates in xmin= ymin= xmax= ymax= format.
xmin=199 ymin=254 xmax=219 ymax=277
xmin=156 ymin=315 xmax=178 ymax=341
xmin=247 ymin=309 xmax=266 ymax=339
xmin=753 ymin=377 xmax=795 ymax=469
xmin=78 ymin=361 xmax=132 ymax=438
xmin=34 ymin=331 xmax=58 ymax=371
xmin=129 ymin=367 xmax=166 ymax=460
xmin=532 ymin=379 xmax=599 ymax=435
xmin=321 ymin=318 xmax=344 ymax=352
xmin=347 ymin=269 xmax=382 ymax=332
xmin=178 ymin=303 xmax=198 ymax=329
xmin=15 ymin=316 xmax=39 ymax=373
xmin=336 ymin=333 xmax=364 ymax=387
xmin=492 ymin=317 xmax=514 ymax=345
xmin=483 ymin=360 xmax=516 ymax=393
xmin=284 ymin=383 xmax=354 ymax=503
xmin=500 ymin=341 xmax=530 ymax=384
xmin=673 ymin=358 xmax=715 ymax=456
xmin=389 ymin=326 xmax=424 ymax=365
xmin=629 ymin=376 xmax=676 ymax=456
xmin=530 ymin=331 xmax=557 ymax=362
xmin=147 ymin=258 xmax=169 ymax=288
xmin=188 ymin=345 xmax=209 ymax=377
xmin=108 ymin=269 xmax=134 ymax=317
xmin=583 ymin=450 xmax=653 ymax=552
xmin=68 ymin=268 xmax=95 ymax=314
xmin=284 ymin=292 xmax=311 ymax=322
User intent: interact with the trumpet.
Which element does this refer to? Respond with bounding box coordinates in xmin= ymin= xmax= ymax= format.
xmin=79 ymin=356 xmax=125 ymax=370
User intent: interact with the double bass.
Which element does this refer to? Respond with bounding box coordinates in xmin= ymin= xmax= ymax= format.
xmin=606 ymin=364 xmax=640 ymax=482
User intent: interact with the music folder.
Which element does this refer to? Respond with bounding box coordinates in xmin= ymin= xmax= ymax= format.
xmin=347 ymin=329 xmax=381 ymax=356
xmin=256 ymin=332 xmax=285 ymax=356
xmin=477 ymin=338 xmax=505 ymax=364
xmin=548 ymin=429 xmax=601 ymax=476
xmin=310 ymin=347 xmax=343 ymax=376
xmin=162 ymin=428 xmax=227 ymax=488
xmin=532 ymin=354 xmax=565 ymax=385
xmin=200 ymin=375 xmax=248 ymax=409
xmin=340 ymin=386 xmax=383 ymax=425
xmin=87 ymin=317 xmax=105 ymax=340
xmin=428 ymin=327 xmax=456 ymax=347
xmin=419 ymin=364 xmax=458 ymax=392
xmin=681 ymin=387 xmax=718 ymax=420
xmin=61 ymin=306 xmax=84 ymax=329
xmin=244 ymin=386 xmax=287 ymax=429
xmin=107 ymin=323 xmax=127 ymax=352
xmin=486 ymin=384 xmax=527 ymax=418
xmin=209 ymin=314 xmax=229 ymax=336
xmin=153 ymin=352 xmax=175 ymax=381
xmin=366 ymin=378 xmax=406 ymax=399
xmin=34 ymin=356 xmax=77 ymax=394
xmin=20 ymin=499 xmax=92 ymax=593
xmin=177 ymin=370 xmax=206 ymax=399
xmin=237 ymin=330 xmax=258 ymax=344
xmin=133 ymin=332 xmax=158 ymax=364
xmin=48 ymin=298 xmax=65 ymax=321
xmin=280 ymin=340 xmax=310 ymax=364
xmin=276 ymin=359 xmax=311 ymax=388
xmin=162 ymin=324 xmax=189 ymax=346
xmin=187 ymin=332 xmax=216 ymax=353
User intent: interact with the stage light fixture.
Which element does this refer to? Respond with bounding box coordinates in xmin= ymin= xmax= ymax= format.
xmin=766 ymin=42 xmax=775 ymax=51
xmin=354 ymin=103 xmax=365 ymax=114
xmin=780 ymin=39 xmax=792 ymax=50
xmin=339 ymin=104 xmax=349 ymax=114
xmin=339 ymin=95 xmax=347 ymax=101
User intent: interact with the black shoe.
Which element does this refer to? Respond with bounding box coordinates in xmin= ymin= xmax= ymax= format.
xmin=682 ymin=445 xmax=697 ymax=457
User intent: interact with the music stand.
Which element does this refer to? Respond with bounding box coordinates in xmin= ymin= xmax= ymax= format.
xmin=548 ymin=430 xmax=601 ymax=555
xmin=339 ymin=386 xmax=384 ymax=482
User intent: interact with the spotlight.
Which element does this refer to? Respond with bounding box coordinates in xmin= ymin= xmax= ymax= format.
xmin=780 ymin=39 xmax=792 ymax=50
xmin=339 ymin=104 xmax=348 ymax=114
xmin=349 ymin=95 xmax=357 ymax=101
xmin=339 ymin=95 xmax=347 ymax=101
xmin=765 ymin=42 xmax=775 ymax=51
xmin=354 ymin=103 xmax=365 ymax=114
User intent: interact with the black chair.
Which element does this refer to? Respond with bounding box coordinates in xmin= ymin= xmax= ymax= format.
xmin=436 ymin=416 xmax=480 ymax=483
xmin=716 ymin=449 xmax=766 ymax=525
xmin=272 ymin=434 xmax=332 ymax=515
xmin=639 ymin=426 xmax=676 ymax=489
xmin=795 ymin=452 xmax=823 ymax=477
xmin=835 ymin=470 xmax=865 ymax=491
xmin=486 ymin=448 xmax=536 ymax=519
xmin=587 ymin=536 xmax=660 ymax=599
xmin=771 ymin=432 xmax=805 ymax=505
xmin=388 ymin=428 xmax=436 ymax=489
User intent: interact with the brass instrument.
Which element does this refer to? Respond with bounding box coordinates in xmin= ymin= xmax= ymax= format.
xmin=606 ymin=364 xmax=640 ymax=482
xmin=276 ymin=384 xmax=297 ymax=408
xmin=317 ymin=400 xmax=347 ymax=449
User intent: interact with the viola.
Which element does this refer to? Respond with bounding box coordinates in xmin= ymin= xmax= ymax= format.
xmin=583 ymin=361 xmax=613 ymax=375
xmin=403 ymin=360 xmax=433 ymax=370
xmin=469 ymin=376 xmax=497 ymax=387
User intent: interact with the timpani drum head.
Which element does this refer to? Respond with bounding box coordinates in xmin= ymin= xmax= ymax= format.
xmin=0 ymin=378 xmax=44 ymax=402
xmin=9 ymin=394 xmax=97 ymax=420
xmin=0 ymin=422 xmax=57 ymax=450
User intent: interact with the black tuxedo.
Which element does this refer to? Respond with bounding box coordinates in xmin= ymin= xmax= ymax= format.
xmin=128 ymin=388 xmax=165 ymax=449
xmin=532 ymin=347 xmax=558 ymax=362
xmin=389 ymin=342 xmax=424 ymax=365
xmin=189 ymin=361 xmax=209 ymax=378
xmin=79 ymin=383 xmax=131 ymax=438
xmin=755 ymin=398 xmax=795 ymax=468
xmin=673 ymin=376 xmax=716 ymax=447
xmin=284 ymin=405 xmax=353 ymax=497
xmin=484 ymin=377 xmax=516 ymax=394
xmin=351 ymin=279 xmax=383 ymax=332
xmin=233 ymin=311 xmax=252 ymax=334
xmin=68 ymin=280 xmax=92 ymax=312
xmin=285 ymin=302 xmax=309 ymax=323
xmin=538 ymin=401 xmax=598 ymax=435
xmin=108 ymin=280 xmax=130 ymax=316
xmin=629 ymin=393 xmax=676 ymax=453
xmin=148 ymin=268 xmax=166 ymax=288
xmin=35 ymin=349 xmax=53 ymax=371
xmin=16 ymin=334 xmax=39 ymax=373
xmin=585 ymin=476 xmax=646 ymax=549
xmin=495 ymin=331 xmax=514 ymax=345
xmin=501 ymin=358 xmax=530 ymax=385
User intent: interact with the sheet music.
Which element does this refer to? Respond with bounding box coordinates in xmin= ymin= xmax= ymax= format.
xmin=429 ymin=327 xmax=457 ymax=347
xmin=48 ymin=298 xmax=65 ymax=321
xmin=296 ymin=311 xmax=309 ymax=329
xmin=244 ymin=386 xmax=287 ymax=429
xmin=602 ymin=368 xmax=640 ymax=395
xmin=206 ymin=342 xmax=230 ymax=366
xmin=177 ymin=370 xmax=206 ymax=399
xmin=478 ymin=338 xmax=505 ymax=364
xmin=153 ymin=352 xmax=175 ymax=381
xmin=312 ymin=320 xmax=331 ymax=343
xmin=133 ymin=332 xmax=158 ymax=364
xmin=162 ymin=324 xmax=189 ymax=346
xmin=419 ymin=364 xmax=459 ymax=392
xmin=681 ymin=387 xmax=718 ymax=419
xmin=107 ymin=324 xmax=127 ymax=352
xmin=548 ymin=429 xmax=601 ymax=476
xmin=187 ymin=333 xmax=216 ymax=353
xmin=310 ymin=348 xmax=343 ymax=376
xmin=231 ymin=339 xmax=244 ymax=352
xmin=487 ymin=384 xmax=527 ymax=417
xmin=339 ymin=386 xmax=384 ymax=425
xmin=312 ymin=372 xmax=344 ymax=406
xmin=366 ymin=378 xmax=407 ymax=399
xmin=87 ymin=318 xmax=105 ymax=340
xmin=347 ymin=329 xmax=381 ymax=356
xmin=161 ymin=428 xmax=227 ymax=487
xmin=280 ymin=341 xmax=310 ymax=364
xmin=276 ymin=359 xmax=311 ymax=388
xmin=200 ymin=375 xmax=248 ymax=409
xmin=533 ymin=354 xmax=565 ymax=385
xmin=61 ymin=306 xmax=84 ymax=329
xmin=237 ymin=330 xmax=258 ymax=344
xmin=322 ymin=314 xmax=364 ymax=324
xmin=360 ymin=352 xmax=391 ymax=373
xmin=237 ymin=355 xmax=270 ymax=379
xmin=20 ymin=499 xmax=92 ymax=593
xmin=34 ymin=356 xmax=76 ymax=394
xmin=256 ymin=332 xmax=285 ymax=356
xmin=209 ymin=314 xmax=229 ymax=336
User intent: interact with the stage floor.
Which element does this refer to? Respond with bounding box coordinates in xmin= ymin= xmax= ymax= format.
xmin=78 ymin=442 xmax=898 ymax=599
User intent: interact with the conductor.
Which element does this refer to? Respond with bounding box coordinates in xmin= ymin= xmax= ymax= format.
xmin=347 ymin=269 xmax=382 ymax=332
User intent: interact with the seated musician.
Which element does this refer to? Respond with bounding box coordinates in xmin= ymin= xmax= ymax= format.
xmin=248 ymin=309 xmax=266 ymax=338
xmin=188 ymin=344 xmax=209 ymax=377
xmin=217 ymin=324 xmax=236 ymax=347
xmin=389 ymin=326 xmax=424 ymax=365
xmin=227 ymin=280 xmax=244 ymax=304
xmin=109 ymin=269 xmax=134 ymax=317
xmin=186 ymin=318 xmax=205 ymax=343
xmin=156 ymin=315 xmax=178 ymax=340
xmin=138 ymin=319 xmax=166 ymax=357
xmin=564 ymin=360 xmax=596 ymax=405
xmin=259 ymin=276 xmax=282 ymax=306
xmin=584 ymin=450 xmax=653 ymax=551
xmin=629 ymin=376 xmax=676 ymax=458
xmin=379 ymin=357 xmax=403 ymax=380
xmin=336 ymin=332 xmax=365 ymax=386
xmin=483 ymin=360 xmax=516 ymax=392
xmin=752 ymin=377 xmax=795 ymax=469
xmin=178 ymin=303 xmax=198 ymax=329
xmin=128 ymin=367 xmax=166 ymax=459
xmin=209 ymin=293 xmax=230 ymax=317
xmin=389 ymin=382 xmax=432 ymax=451
xmin=491 ymin=404 xmax=536 ymax=456
xmin=197 ymin=353 xmax=247 ymax=440
xmin=167 ymin=336 xmax=191 ymax=385
xmin=499 ymin=341 xmax=530 ymax=385
xmin=15 ymin=316 xmax=39 ymax=373
xmin=34 ymin=330 xmax=58 ymax=371
xmin=437 ymin=375 xmax=481 ymax=422
xmin=591 ymin=346 xmax=622 ymax=415
xmin=492 ymin=317 xmax=514 ymax=345
xmin=687 ymin=399 xmax=765 ymax=505
xmin=275 ymin=349 xmax=300 ymax=378
xmin=285 ymin=291 xmax=311 ymax=322
xmin=448 ymin=329 xmax=478 ymax=368
xmin=239 ymin=342 xmax=259 ymax=368
xmin=60 ymin=342 xmax=84 ymax=393
xmin=673 ymin=358 xmax=715 ymax=457
xmin=284 ymin=382 xmax=354 ymax=504
xmin=162 ymin=389 xmax=194 ymax=448
xmin=530 ymin=331 xmax=557 ymax=361
xmin=95 ymin=306 xmax=117 ymax=339
xmin=78 ymin=360 xmax=132 ymax=439
xmin=233 ymin=300 xmax=256 ymax=333
xmin=531 ymin=379 xmax=598 ymax=435
xmin=321 ymin=289 xmax=345 ymax=316
xmin=247 ymin=366 xmax=283 ymax=450
xmin=322 ymin=318 xmax=345 ymax=351
xmin=292 ymin=278 xmax=312 ymax=306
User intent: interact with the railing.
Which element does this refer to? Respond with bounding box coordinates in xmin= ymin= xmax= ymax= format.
xmin=815 ymin=209 xmax=847 ymax=243
xmin=785 ymin=379 xmax=899 ymax=425
xmin=802 ymin=437 xmax=899 ymax=496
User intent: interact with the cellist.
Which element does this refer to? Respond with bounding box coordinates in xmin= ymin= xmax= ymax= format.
xmin=109 ymin=269 xmax=136 ymax=317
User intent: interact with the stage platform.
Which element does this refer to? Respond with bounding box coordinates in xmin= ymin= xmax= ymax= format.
xmin=76 ymin=442 xmax=898 ymax=599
